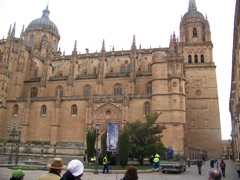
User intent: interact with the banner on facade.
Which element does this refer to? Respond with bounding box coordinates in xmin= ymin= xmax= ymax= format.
xmin=106 ymin=122 xmax=119 ymax=152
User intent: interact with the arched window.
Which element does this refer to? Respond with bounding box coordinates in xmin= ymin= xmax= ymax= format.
xmin=120 ymin=65 xmax=125 ymax=72
xmin=148 ymin=63 xmax=152 ymax=72
xmin=13 ymin=105 xmax=19 ymax=116
xmin=71 ymin=104 xmax=78 ymax=116
xmin=200 ymin=54 xmax=204 ymax=63
xmin=52 ymin=40 xmax=57 ymax=51
xmin=114 ymin=84 xmax=122 ymax=96
xmin=41 ymin=105 xmax=47 ymax=116
xmin=41 ymin=35 xmax=48 ymax=42
xmin=188 ymin=55 xmax=192 ymax=63
xmin=193 ymin=28 xmax=197 ymax=37
xmin=194 ymin=55 xmax=198 ymax=63
xmin=146 ymin=82 xmax=152 ymax=94
xmin=56 ymin=86 xmax=63 ymax=97
xmin=29 ymin=34 xmax=35 ymax=46
xmin=83 ymin=85 xmax=91 ymax=97
xmin=93 ymin=67 xmax=97 ymax=75
xmin=30 ymin=87 xmax=38 ymax=97
xmin=144 ymin=102 xmax=151 ymax=115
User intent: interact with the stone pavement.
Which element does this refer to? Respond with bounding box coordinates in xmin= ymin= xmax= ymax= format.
xmin=0 ymin=159 xmax=238 ymax=180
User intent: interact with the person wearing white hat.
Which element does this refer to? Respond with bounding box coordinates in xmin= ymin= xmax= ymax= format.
xmin=38 ymin=157 xmax=66 ymax=180
xmin=61 ymin=159 xmax=84 ymax=180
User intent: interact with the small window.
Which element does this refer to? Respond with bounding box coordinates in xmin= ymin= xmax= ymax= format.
xmin=120 ymin=65 xmax=125 ymax=73
xmin=30 ymin=87 xmax=38 ymax=98
xmin=144 ymin=102 xmax=151 ymax=115
xmin=193 ymin=28 xmax=197 ymax=37
xmin=146 ymin=82 xmax=152 ymax=94
xmin=188 ymin=55 xmax=192 ymax=63
xmin=52 ymin=40 xmax=57 ymax=51
xmin=41 ymin=105 xmax=47 ymax=116
xmin=194 ymin=55 xmax=198 ymax=63
xmin=84 ymin=85 xmax=90 ymax=97
xmin=13 ymin=105 xmax=19 ymax=116
xmin=29 ymin=34 xmax=35 ymax=46
xmin=56 ymin=86 xmax=63 ymax=97
xmin=200 ymin=54 xmax=204 ymax=63
xmin=71 ymin=105 xmax=77 ymax=116
xmin=114 ymin=84 xmax=122 ymax=96
xmin=148 ymin=63 xmax=152 ymax=72
xmin=93 ymin=67 xmax=97 ymax=75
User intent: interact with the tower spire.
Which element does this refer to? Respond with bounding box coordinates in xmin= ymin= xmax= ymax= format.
xmin=100 ymin=39 xmax=106 ymax=59
xmin=188 ymin=0 xmax=197 ymax=12
xmin=41 ymin=6 xmax=50 ymax=19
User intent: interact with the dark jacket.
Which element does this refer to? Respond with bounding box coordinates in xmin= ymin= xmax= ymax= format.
xmin=197 ymin=160 xmax=202 ymax=167
xmin=60 ymin=170 xmax=81 ymax=180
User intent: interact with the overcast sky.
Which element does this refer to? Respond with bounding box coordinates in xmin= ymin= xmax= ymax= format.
xmin=0 ymin=0 xmax=236 ymax=140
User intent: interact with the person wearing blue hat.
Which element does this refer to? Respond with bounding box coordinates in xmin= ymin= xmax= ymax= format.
xmin=10 ymin=169 xmax=25 ymax=180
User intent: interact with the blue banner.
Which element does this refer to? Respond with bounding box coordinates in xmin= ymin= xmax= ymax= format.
xmin=106 ymin=122 xmax=119 ymax=152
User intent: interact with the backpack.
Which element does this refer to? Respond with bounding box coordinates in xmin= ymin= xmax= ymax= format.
xmin=220 ymin=162 xmax=225 ymax=168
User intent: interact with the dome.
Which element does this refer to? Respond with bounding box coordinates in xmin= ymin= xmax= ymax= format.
xmin=26 ymin=6 xmax=59 ymax=36
xmin=183 ymin=10 xmax=204 ymax=20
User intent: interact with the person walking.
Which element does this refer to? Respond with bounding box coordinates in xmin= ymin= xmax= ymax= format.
xmin=210 ymin=159 xmax=215 ymax=168
xmin=10 ymin=169 xmax=25 ymax=180
xmin=235 ymin=159 xmax=240 ymax=178
xmin=214 ymin=159 xmax=219 ymax=169
xmin=120 ymin=166 xmax=138 ymax=180
xmin=153 ymin=154 xmax=160 ymax=172
xmin=219 ymin=160 xmax=226 ymax=177
xmin=102 ymin=155 xmax=109 ymax=174
xmin=61 ymin=159 xmax=84 ymax=180
xmin=38 ymin=158 xmax=66 ymax=180
xmin=197 ymin=159 xmax=202 ymax=175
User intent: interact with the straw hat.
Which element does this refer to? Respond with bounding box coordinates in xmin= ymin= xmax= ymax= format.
xmin=47 ymin=158 xmax=66 ymax=169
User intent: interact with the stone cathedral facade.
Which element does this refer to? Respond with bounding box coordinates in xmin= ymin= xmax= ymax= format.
xmin=0 ymin=0 xmax=222 ymax=157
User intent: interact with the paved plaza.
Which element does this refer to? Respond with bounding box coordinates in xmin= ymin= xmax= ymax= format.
xmin=0 ymin=159 xmax=238 ymax=180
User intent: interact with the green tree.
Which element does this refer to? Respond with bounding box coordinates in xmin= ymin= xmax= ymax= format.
xmin=101 ymin=131 xmax=107 ymax=157
xmin=86 ymin=128 xmax=96 ymax=162
xmin=126 ymin=112 xmax=166 ymax=165
xmin=118 ymin=127 xmax=130 ymax=167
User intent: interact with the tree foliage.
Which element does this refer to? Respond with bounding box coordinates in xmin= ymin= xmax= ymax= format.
xmin=101 ymin=131 xmax=107 ymax=157
xmin=86 ymin=128 xmax=96 ymax=161
xmin=126 ymin=112 xmax=166 ymax=165
xmin=118 ymin=127 xmax=130 ymax=167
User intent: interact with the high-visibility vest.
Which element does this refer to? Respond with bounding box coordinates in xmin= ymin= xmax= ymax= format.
xmin=153 ymin=157 xmax=159 ymax=163
xmin=103 ymin=157 xmax=108 ymax=165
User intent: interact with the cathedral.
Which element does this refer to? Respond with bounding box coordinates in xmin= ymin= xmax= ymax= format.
xmin=0 ymin=0 xmax=222 ymax=158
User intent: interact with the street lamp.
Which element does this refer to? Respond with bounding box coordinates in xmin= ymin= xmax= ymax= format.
xmin=7 ymin=123 xmax=22 ymax=164
xmin=94 ymin=122 xmax=100 ymax=174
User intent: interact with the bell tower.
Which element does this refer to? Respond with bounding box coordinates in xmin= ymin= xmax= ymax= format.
xmin=180 ymin=0 xmax=222 ymax=158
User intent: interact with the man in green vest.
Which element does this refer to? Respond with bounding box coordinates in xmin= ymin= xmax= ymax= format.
xmin=153 ymin=154 xmax=160 ymax=172
xmin=103 ymin=155 xmax=109 ymax=174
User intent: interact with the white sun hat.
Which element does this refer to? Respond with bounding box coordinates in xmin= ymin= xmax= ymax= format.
xmin=67 ymin=159 xmax=84 ymax=177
